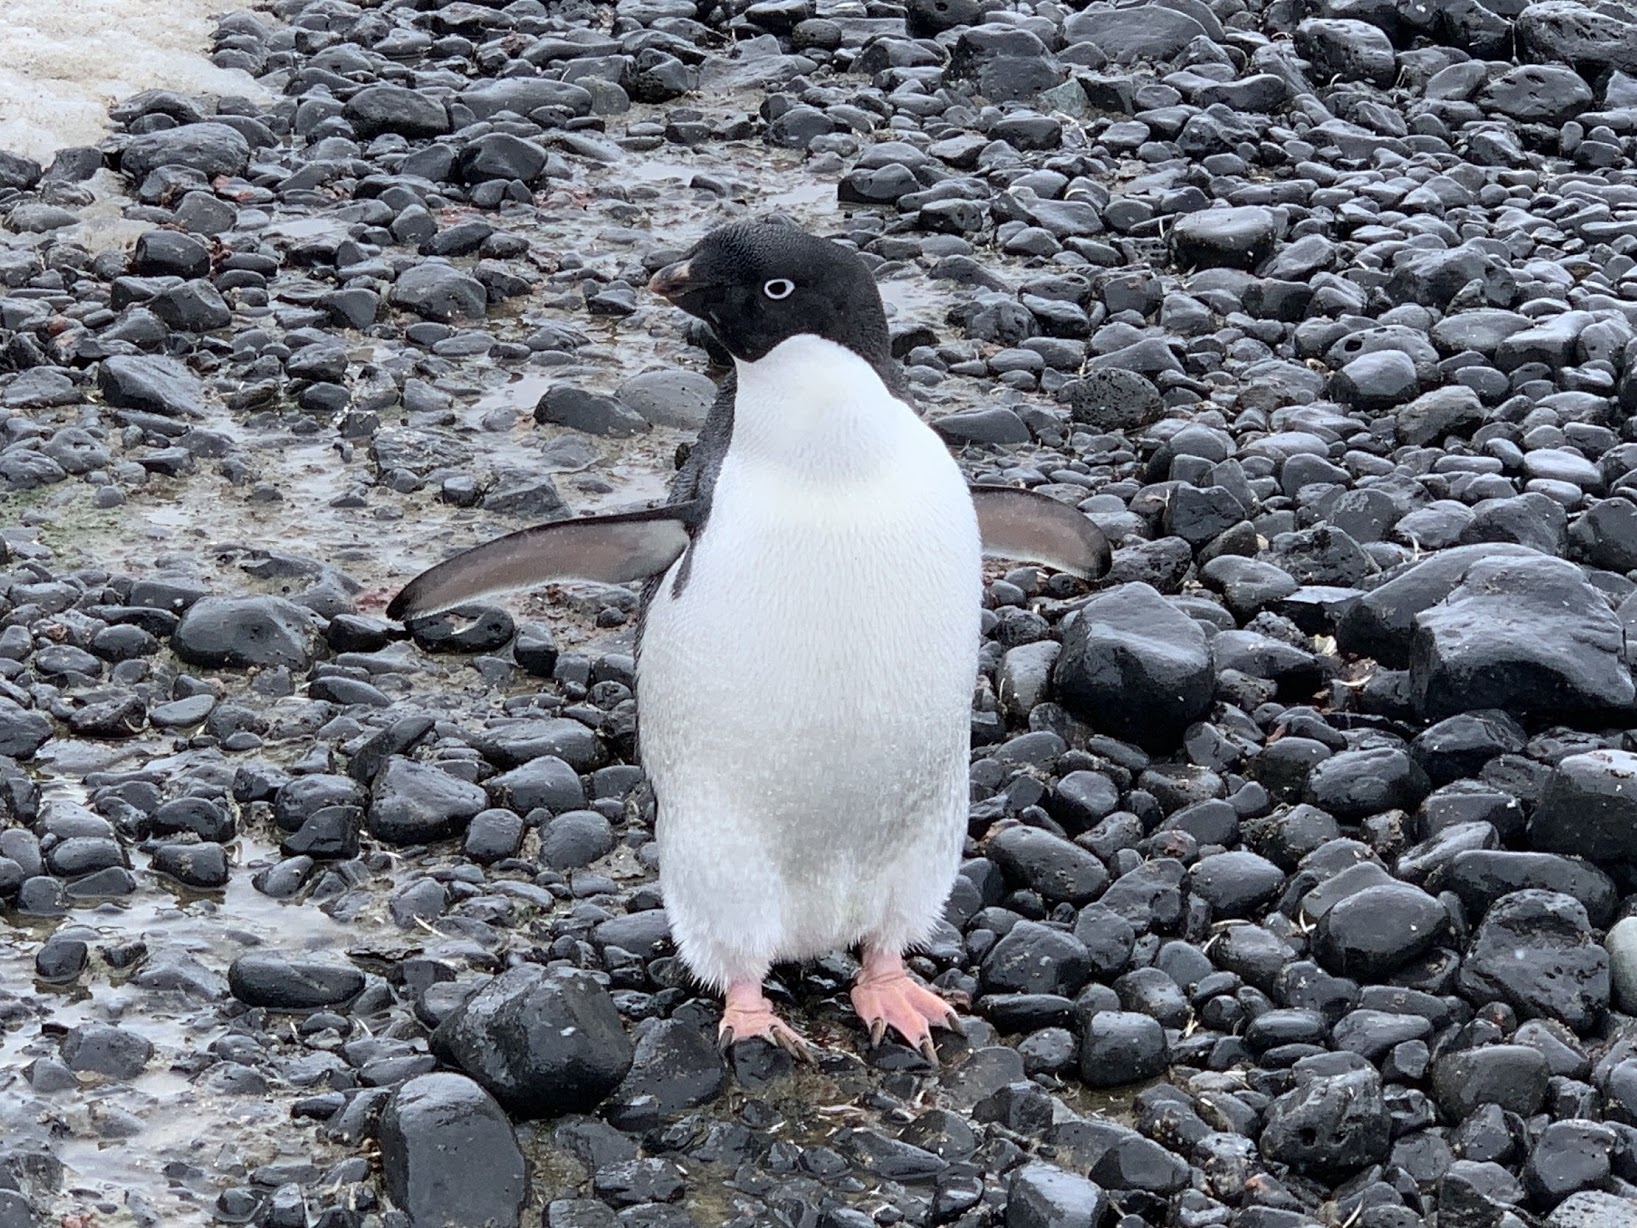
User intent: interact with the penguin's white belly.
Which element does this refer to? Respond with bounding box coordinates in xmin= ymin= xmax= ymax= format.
xmin=638 ymin=380 xmax=981 ymax=988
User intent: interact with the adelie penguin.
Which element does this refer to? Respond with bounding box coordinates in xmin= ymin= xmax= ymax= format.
xmin=390 ymin=218 xmax=1111 ymax=1061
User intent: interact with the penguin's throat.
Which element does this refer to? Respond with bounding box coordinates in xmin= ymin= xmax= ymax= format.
xmin=730 ymin=334 xmax=915 ymax=479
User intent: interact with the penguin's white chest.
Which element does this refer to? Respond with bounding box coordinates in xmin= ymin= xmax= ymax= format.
xmin=636 ymin=336 xmax=981 ymax=985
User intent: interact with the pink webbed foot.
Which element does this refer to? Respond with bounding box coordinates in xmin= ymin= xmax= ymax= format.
xmin=850 ymin=948 xmax=964 ymax=1065
xmin=719 ymin=979 xmax=813 ymax=1062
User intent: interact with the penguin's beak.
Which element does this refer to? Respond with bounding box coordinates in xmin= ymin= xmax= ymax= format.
xmin=648 ymin=260 xmax=693 ymax=302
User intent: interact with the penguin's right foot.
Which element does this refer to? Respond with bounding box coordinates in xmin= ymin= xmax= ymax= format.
xmin=718 ymin=979 xmax=814 ymax=1062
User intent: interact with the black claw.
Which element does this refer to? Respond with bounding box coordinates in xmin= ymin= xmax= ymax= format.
xmin=918 ymin=1037 xmax=941 ymax=1067
xmin=867 ymin=1018 xmax=887 ymax=1048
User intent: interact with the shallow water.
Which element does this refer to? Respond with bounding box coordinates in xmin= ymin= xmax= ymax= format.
xmin=0 ymin=0 xmax=268 ymax=162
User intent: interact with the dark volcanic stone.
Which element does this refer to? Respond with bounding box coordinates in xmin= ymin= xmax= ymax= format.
xmin=344 ymin=85 xmax=451 ymax=138
xmin=1260 ymin=1061 xmax=1390 ymax=1178
xmin=274 ymin=774 xmax=367 ymax=833
xmin=431 ymin=964 xmax=633 ymax=1118
xmin=1296 ymin=18 xmax=1396 ymax=85
xmin=1170 ymin=206 xmax=1276 ymax=270
xmin=1185 ymin=851 xmax=1284 ymax=918
xmin=988 ymin=826 xmax=1108 ymax=905
xmin=1055 ymin=583 xmax=1213 ymax=751
xmin=1335 ymin=544 xmax=1540 ymax=668
xmin=1079 ymin=1011 xmax=1167 ymax=1088
xmin=1443 ymin=850 xmax=1617 ymax=928
xmin=1517 ymin=0 xmax=1637 ymax=73
xmin=1412 ymin=710 xmax=1528 ymax=786
xmin=535 ymin=385 xmax=648 ymax=438
xmin=1006 ymin=1162 xmax=1105 ymax=1228
xmin=1432 ymin=1044 xmax=1550 ymax=1117
xmin=61 ymin=1023 xmax=153 ymax=1078
xmin=1306 ymin=747 xmax=1430 ymax=820
xmin=98 ymin=354 xmax=209 ymax=418
xmin=368 ymin=756 xmax=488 ymax=844
xmin=1314 ymin=882 xmax=1447 ymax=979
xmin=120 ymin=122 xmax=251 ymax=182
xmin=1062 ymin=369 xmax=1164 ymax=431
xmin=133 ymin=230 xmax=211 ymax=279
xmin=407 ymin=603 xmax=515 ymax=654
xmin=982 ymin=920 xmax=1092 ymax=996
xmin=1530 ymin=750 xmax=1637 ymax=862
xmin=606 ymin=1018 xmax=726 ymax=1115
xmin=378 ymin=1073 xmax=526 ymax=1228
xmin=391 ymin=263 xmax=487 ymax=322
xmin=150 ymin=842 xmax=230 ymax=889
xmin=228 ymin=952 xmax=365 ymax=1009
xmin=1456 ymin=890 xmax=1610 ymax=1033
xmin=1410 ymin=556 xmax=1634 ymax=720
xmin=171 ymin=596 xmax=318 ymax=670
xmin=1523 ymin=1120 xmax=1617 ymax=1207
xmin=1063 ymin=5 xmax=1207 ymax=60
xmin=1049 ymin=1118 xmax=1191 ymax=1194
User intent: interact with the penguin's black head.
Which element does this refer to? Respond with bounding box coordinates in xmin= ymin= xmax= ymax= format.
xmin=648 ymin=219 xmax=891 ymax=366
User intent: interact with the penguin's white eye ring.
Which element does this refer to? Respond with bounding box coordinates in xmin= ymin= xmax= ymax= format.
xmin=762 ymin=278 xmax=795 ymax=300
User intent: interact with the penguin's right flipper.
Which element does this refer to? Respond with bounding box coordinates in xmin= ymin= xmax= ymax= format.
xmin=387 ymin=502 xmax=701 ymax=622
xmin=971 ymin=485 xmax=1111 ymax=580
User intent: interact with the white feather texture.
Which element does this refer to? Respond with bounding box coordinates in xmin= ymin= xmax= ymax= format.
xmin=638 ymin=335 xmax=983 ymax=990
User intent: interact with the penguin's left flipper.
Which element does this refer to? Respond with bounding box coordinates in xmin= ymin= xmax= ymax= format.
xmin=386 ymin=502 xmax=702 ymax=622
xmin=971 ymin=485 xmax=1111 ymax=580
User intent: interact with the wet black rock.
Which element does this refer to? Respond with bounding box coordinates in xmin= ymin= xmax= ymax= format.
xmin=408 ymin=604 xmax=516 ymax=654
xmin=1050 ymin=1117 xmax=1190 ymax=1194
xmin=1078 ymin=1011 xmax=1167 ymax=1088
xmin=1442 ymin=850 xmax=1617 ymax=929
xmin=1306 ymin=747 xmax=1430 ymax=820
xmin=1530 ymin=750 xmax=1637 ymax=862
xmin=1336 ymin=544 xmax=1540 ymax=668
xmin=1006 ymin=1162 xmax=1105 ymax=1228
xmin=391 ymin=263 xmax=487 ymax=323
xmin=61 ymin=1023 xmax=153 ymax=1078
xmin=171 ymin=597 xmax=318 ymax=670
xmin=535 ymin=385 xmax=649 ymax=438
xmin=1261 ymin=1059 xmax=1390 ymax=1178
xmin=1185 ymin=851 xmax=1284 ymax=918
xmin=344 ymin=85 xmax=451 ymax=138
xmin=227 ymin=953 xmax=364 ymax=1009
xmin=983 ymin=920 xmax=1092 ymax=996
xmin=151 ymin=842 xmax=230 ymax=889
xmin=1457 ymin=891 xmax=1610 ymax=1032
xmin=1055 ymin=583 xmax=1212 ymax=750
xmin=607 ymin=1018 xmax=726 ymax=1116
xmin=368 ymin=756 xmax=488 ymax=845
xmin=1062 ymin=368 xmax=1164 ymax=432
xmin=378 ymin=1073 xmax=525 ymax=1228
xmin=988 ymin=825 xmax=1108 ymax=905
xmin=120 ymin=122 xmax=250 ymax=182
xmin=1315 ymin=882 xmax=1448 ymax=979
xmin=1432 ymin=1044 xmax=1551 ymax=1117
xmin=98 ymin=354 xmax=209 ymax=418
xmin=1524 ymin=1119 xmax=1617 ymax=1207
xmin=432 ymin=964 xmax=633 ymax=1117
xmin=1411 ymin=556 xmax=1635 ymax=720
xmin=1517 ymin=0 xmax=1637 ymax=72
xmin=1170 ymin=206 xmax=1276 ymax=271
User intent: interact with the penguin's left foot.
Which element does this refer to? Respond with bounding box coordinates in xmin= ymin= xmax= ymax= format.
xmin=719 ymin=979 xmax=814 ymax=1062
xmin=851 ymin=948 xmax=963 ymax=1066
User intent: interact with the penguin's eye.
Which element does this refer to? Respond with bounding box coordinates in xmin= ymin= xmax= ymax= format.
xmin=762 ymin=278 xmax=795 ymax=300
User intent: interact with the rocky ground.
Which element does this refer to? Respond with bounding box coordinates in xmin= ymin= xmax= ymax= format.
xmin=2 ymin=0 xmax=1637 ymax=1225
